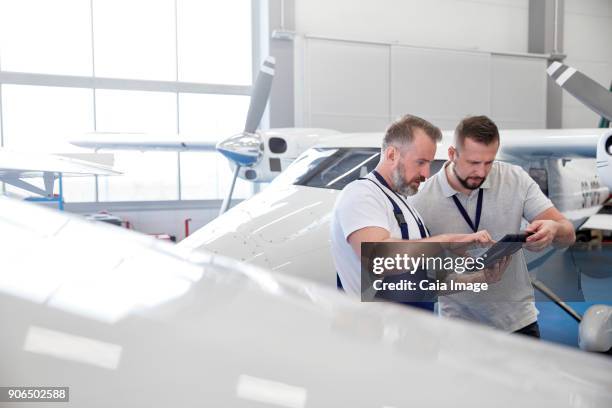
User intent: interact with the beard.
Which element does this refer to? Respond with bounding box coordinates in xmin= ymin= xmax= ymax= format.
xmin=452 ymin=164 xmax=485 ymax=190
xmin=391 ymin=162 xmax=424 ymax=196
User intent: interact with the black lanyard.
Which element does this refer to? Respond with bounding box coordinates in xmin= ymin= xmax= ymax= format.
xmin=370 ymin=171 xmax=428 ymax=238
xmin=451 ymin=189 xmax=483 ymax=233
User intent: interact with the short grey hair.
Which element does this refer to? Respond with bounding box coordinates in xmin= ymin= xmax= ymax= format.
xmin=382 ymin=114 xmax=442 ymax=152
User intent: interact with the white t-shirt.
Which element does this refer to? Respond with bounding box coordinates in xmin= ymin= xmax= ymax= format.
xmin=330 ymin=173 xmax=428 ymax=296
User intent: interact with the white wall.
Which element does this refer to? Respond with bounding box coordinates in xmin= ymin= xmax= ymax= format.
xmin=295 ymin=0 xmax=529 ymax=53
xmin=563 ymin=0 xmax=612 ymax=128
xmin=293 ymin=0 xmax=541 ymax=133
xmin=295 ymin=0 xmax=612 ymax=129
xmin=296 ymin=38 xmax=548 ymax=132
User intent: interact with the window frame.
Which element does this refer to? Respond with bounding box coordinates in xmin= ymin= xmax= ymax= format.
xmin=0 ymin=0 xmax=261 ymax=203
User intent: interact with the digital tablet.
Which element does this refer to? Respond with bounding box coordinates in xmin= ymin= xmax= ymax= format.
xmin=480 ymin=232 xmax=533 ymax=267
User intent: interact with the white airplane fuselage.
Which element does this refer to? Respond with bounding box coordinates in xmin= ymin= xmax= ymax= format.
xmin=181 ymin=183 xmax=339 ymax=284
xmin=3 ymin=197 xmax=612 ymax=406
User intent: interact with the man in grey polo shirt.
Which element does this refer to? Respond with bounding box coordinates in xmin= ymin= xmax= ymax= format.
xmin=410 ymin=115 xmax=576 ymax=337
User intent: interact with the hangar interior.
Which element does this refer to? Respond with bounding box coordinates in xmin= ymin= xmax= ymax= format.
xmin=0 ymin=0 xmax=610 ymax=240
xmin=2 ymin=1 xmax=612 ymax=405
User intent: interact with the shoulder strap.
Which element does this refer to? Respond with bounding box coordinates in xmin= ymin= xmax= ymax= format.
xmin=360 ymin=177 xmax=409 ymax=239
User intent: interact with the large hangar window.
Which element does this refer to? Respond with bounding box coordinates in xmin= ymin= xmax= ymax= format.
xmin=0 ymin=0 xmax=254 ymax=202
xmin=0 ymin=84 xmax=97 ymax=201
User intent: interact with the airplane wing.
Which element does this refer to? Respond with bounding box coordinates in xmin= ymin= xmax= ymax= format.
xmin=498 ymin=128 xmax=607 ymax=159
xmin=1 ymin=196 xmax=612 ymax=407
xmin=0 ymin=149 xmax=121 ymax=178
xmin=580 ymin=213 xmax=612 ymax=231
xmin=71 ymin=132 xmax=218 ymax=152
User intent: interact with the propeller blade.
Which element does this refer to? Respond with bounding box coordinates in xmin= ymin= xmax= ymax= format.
xmin=244 ymin=56 xmax=276 ymax=134
xmin=547 ymin=62 xmax=612 ymax=121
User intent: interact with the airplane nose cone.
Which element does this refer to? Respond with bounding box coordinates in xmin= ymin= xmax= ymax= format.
xmin=216 ymin=132 xmax=264 ymax=167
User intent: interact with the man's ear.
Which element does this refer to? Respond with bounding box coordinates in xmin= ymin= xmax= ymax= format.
xmin=448 ymin=146 xmax=457 ymax=162
xmin=386 ymin=146 xmax=397 ymax=163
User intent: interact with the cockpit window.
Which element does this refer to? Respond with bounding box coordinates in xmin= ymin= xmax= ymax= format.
xmin=271 ymin=148 xmax=339 ymax=187
xmin=272 ymin=148 xmax=381 ymax=190
xmin=272 ymin=147 xmax=448 ymax=190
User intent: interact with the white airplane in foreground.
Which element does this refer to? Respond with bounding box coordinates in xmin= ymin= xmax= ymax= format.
xmin=1 ymin=196 xmax=611 ymax=407
xmin=73 ymin=61 xmax=612 ymax=288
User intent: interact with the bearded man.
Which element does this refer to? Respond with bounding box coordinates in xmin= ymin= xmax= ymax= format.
xmin=330 ymin=114 xmax=493 ymax=311
xmin=410 ymin=115 xmax=575 ymax=334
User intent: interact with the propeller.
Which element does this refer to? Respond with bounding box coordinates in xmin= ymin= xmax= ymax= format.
xmin=547 ymin=61 xmax=612 ymax=121
xmin=216 ymin=56 xmax=276 ymax=215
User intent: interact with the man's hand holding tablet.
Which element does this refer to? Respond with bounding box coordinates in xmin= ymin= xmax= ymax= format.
xmin=480 ymin=232 xmax=534 ymax=268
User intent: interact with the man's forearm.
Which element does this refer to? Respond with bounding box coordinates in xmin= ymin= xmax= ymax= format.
xmin=554 ymin=220 xmax=576 ymax=246
xmin=379 ymin=237 xmax=444 ymax=258
xmin=419 ymin=233 xmax=475 ymax=243
xmin=382 ymin=233 xmax=464 ymax=243
xmin=365 ymin=232 xmax=487 ymax=263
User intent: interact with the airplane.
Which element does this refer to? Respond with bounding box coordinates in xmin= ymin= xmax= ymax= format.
xmin=72 ymin=60 xmax=612 ymax=345
xmin=1 ymin=195 xmax=611 ymax=407
xmin=0 ymin=149 xmax=120 ymax=207
xmin=178 ymin=127 xmax=612 ymax=284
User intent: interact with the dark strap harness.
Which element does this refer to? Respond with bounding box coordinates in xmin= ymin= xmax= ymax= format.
xmin=451 ymin=188 xmax=484 ymax=232
xmin=336 ymin=171 xmax=428 ymax=286
xmin=337 ymin=172 xmax=435 ymax=312
xmin=369 ymin=170 xmax=428 ymax=239
xmin=364 ymin=178 xmax=410 ymax=240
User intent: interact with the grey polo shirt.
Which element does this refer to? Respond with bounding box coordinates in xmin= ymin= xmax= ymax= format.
xmin=409 ymin=161 xmax=553 ymax=332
